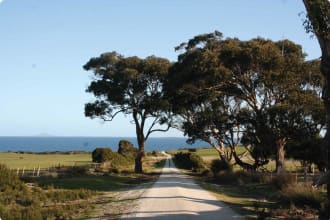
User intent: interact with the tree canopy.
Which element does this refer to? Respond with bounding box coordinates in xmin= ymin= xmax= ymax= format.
xmin=166 ymin=31 xmax=324 ymax=172
xmin=84 ymin=52 xmax=171 ymax=173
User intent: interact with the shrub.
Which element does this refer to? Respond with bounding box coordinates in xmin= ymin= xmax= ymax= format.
xmin=0 ymin=164 xmax=24 ymax=190
xmin=92 ymin=148 xmax=112 ymax=163
xmin=280 ymin=185 xmax=327 ymax=209
xmin=0 ymin=164 xmax=95 ymax=220
xmin=173 ymin=152 xmax=205 ymax=172
xmin=272 ymin=173 xmax=296 ymax=190
xmin=189 ymin=153 xmax=205 ymax=172
xmin=118 ymin=140 xmax=138 ymax=158
xmin=69 ymin=166 xmax=89 ymax=176
xmin=109 ymin=151 xmax=134 ymax=168
xmin=210 ymin=159 xmax=232 ymax=175
xmin=214 ymin=170 xmax=270 ymax=185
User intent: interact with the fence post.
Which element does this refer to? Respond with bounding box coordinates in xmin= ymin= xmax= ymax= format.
xmin=16 ymin=168 xmax=20 ymax=175
xmin=296 ymin=171 xmax=298 ymax=184
xmin=304 ymin=165 xmax=307 ymax=185
xmin=37 ymin=166 xmax=40 ymax=177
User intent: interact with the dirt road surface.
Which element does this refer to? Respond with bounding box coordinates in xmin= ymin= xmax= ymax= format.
xmin=121 ymin=156 xmax=244 ymax=219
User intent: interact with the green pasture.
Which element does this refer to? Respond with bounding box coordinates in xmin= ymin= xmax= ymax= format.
xmin=0 ymin=152 xmax=92 ymax=169
xmin=168 ymin=146 xmax=247 ymax=157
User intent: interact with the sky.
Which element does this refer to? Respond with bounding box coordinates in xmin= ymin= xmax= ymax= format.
xmin=0 ymin=0 xmax=321 ymax=137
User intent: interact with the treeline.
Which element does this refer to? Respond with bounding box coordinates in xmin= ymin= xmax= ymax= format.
xmin=85 ymin=31 xmax=325 ymax=174
xmin=166 ymin=32 xmax=325 ymax=174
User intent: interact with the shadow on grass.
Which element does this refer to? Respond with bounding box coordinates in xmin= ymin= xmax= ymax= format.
xmin=200 ymin=181 xmax=278 ymax=219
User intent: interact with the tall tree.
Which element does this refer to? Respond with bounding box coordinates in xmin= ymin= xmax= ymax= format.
xmin=84 ymin=52 xmax=171 ymax=173
xmin=167 ymin=31 xmax=323 ymax=173
xmin=302 ymin=0 xmax=330 ymax=213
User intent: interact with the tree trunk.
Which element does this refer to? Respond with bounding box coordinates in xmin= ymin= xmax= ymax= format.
xmin=276 ymin=138 xmax=286 ymax=174
xmin=301 ymin=2 xmax=330 ymax=217
xmin=323 ymin=55 xmax=330 ymax=214
xmin=319 ymin=40 xmax=330 ymax=217
xmin=232 ymin=146 xmax=255 ymax=170
xmin=135 ymin=139 xmax=145 ymax=173
xmin=134 ymin=132 xmax=145 ymax=173
xmin=209 ymin=139 xmax=228 ymax=162
xmin=135 ymin=150 xmax=144 ymax=173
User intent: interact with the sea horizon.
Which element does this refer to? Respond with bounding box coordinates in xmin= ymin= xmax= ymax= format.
xmin=0 ymin=136 xmax=210 ymax=153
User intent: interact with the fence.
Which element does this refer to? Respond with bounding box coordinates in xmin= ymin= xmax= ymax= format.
xmin=14 ymin=163 xmax=101 ymax=177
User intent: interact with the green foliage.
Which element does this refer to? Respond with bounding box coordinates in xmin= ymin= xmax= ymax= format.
xmin=109 ymin=151 xmax=134 ymax=168
xmin=287 ymin=137 xmax=325 ymax=171
xmin=0 ymin=164 xmax=96 ymax=219
xmin=92 ymin=148 xmax=113 ymax=163
xmin=118 ymin=140 xmax=137 ymax=158
xmin=0 ymin=164 xmax=25 ymax=191
xmin=91 ymin=148 xmax=134 ymax=170
xmin=166 ymin=31 xmax=324 ymax=173
xmin=213 ymin=170 xmax=270 ymax=185
xmin=303 ymin=0 xmax=330 ymax=38
xmin=173 ymin=152 xmax=205 ymax=172
xmin=210 ymin=159 xmax=232 ymax=175
xmin=84 ymin=51 xmax=171 ymax=173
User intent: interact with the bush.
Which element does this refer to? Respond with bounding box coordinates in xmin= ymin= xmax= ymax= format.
xmin=210 ymin=159 xmax=232 ymax=175
xmin=189 ymin=153 xmax=205 ymax=172
xmin=109 ymin=151 xmax=134 ymax=168
xmin=0 ymin=164 xmax=95 ymax=220
xmin=280 ymin=185 xmax=327 ymax=209
xmin=272 ymin=173 xmax=296 ymax=190
xmin=118 ymin=140 xmax=138 ymax=158
xmin=173 ymin=152 xmax=205 ymax=172
xmin=0 ymin=164 xmax=24 ymax=190
xmin=214 ymin=170 xmax=270 ymax=185
xmin=92 ymin=148 xmax=112 ymax=163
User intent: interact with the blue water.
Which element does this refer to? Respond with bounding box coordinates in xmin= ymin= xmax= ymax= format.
xmin=0 ymin=136 xmax=210 ymax=152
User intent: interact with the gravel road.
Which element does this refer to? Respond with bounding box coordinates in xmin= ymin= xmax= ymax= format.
xmin=121 ymin=156 xmax=244 ymax=219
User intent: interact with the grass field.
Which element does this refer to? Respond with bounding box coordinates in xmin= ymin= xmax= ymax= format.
xmin=0 ymin=152 xmax=92 ymax=169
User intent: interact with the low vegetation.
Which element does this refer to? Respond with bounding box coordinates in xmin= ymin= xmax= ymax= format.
xmin=173 ymin=151 xmax=206 ymax=172
xmin=0 ymin=145 xmax=166 ymax=220
xmin=172 ymin=149 xmax=328 ymax=219
xmin=0 ymin=164 xmax=95 ymax=220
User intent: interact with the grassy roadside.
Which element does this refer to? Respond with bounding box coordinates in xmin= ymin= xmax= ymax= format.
xmin=171 ymin=150 xmax=327 ymax=219
xmin=199 ymin=181 xmax=277 ymax=219
xmin=0 ymin=153 xmax=166 ymax=220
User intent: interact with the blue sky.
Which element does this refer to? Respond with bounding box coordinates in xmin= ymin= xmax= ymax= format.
xmin=0 ymin=0 xmax=321 ymax=137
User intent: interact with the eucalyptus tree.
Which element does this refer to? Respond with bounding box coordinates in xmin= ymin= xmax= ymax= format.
xmin=167 ymin=31 xmax=324 ymax=172
xmin=229 ymin=38 xmax=324 ymax=173
xmin=302 ymin=0 xmax=330 ymax=210
xmin=166 ymin=32 xmax=240 ymax=163
xmin=84 ymin=52 xmax=171 ymax=173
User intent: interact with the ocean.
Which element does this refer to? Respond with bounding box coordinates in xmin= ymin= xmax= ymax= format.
xmin=0 ymin=136 xmax=210 ymax=152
